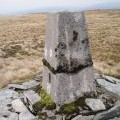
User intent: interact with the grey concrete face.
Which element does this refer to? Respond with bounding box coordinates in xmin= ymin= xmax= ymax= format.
xmin=42 ymin=12 xmax=96 ymax=106
xmin=44 ymin=12 xmax=93 ymax=72
xmin=43 ymin=66 xmax=95 ymax=106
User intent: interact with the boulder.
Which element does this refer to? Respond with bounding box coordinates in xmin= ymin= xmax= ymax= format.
xmin=85 ymin=98 xmax=106 ymax=111
xmin=93 ymin=104 xmax=120 ymax=120
xmin=23 ymin=90 xmax=41 ymax=112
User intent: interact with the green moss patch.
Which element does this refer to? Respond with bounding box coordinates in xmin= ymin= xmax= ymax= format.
xmin=34 ymin=86 xmax=87 ymax=115
xmin=33 ymin=87 xmax=56 ymax=112
xmin=59 ymin=97 xmax=86 ymax=115
xmin=59 ymin=102 xmax=78 ymax=114
xmin=40 ymin=88 xmax=56 ymax=110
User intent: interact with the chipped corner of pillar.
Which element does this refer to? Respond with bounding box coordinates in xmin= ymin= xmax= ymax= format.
xmin=42 ymin=11 xmax=96 ymax=107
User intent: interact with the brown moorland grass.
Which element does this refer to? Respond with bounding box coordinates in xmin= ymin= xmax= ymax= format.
xmin=0 ymin=10 xmax=120 ymax=88
xmin=85 ymin=10 xmax=120 ymax=78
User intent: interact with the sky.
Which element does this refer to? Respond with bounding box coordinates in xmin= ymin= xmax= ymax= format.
xmin=0 ymin=0 xmax=120 ymax=15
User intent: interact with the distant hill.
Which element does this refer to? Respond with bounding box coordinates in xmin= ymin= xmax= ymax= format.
xmin=90 ymin=2 xmax=120 ymax=10
xmin=0 ymin=2 xmax=120 ymax=16
xmin=28 ymin=2 xmax=120 ymax=13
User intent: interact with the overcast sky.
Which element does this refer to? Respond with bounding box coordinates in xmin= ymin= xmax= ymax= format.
xmin=0 ymin=0 xmax=120 ymax=15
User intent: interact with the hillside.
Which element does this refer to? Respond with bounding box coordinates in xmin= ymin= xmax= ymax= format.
xmin=0 ymin=10 xmax=120 ymax=88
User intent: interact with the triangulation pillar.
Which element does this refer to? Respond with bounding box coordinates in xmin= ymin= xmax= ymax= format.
xmin=42 ymin=12 xmax=96 ymax=106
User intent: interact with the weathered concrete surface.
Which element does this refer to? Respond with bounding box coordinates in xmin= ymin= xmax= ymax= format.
xmin=42 ymin=12 xmax=96 ymax=106
xmin=43 ymin=66 xmax=95 ymax=105
xmin=44 ymin=12 xmax=93 ymax=72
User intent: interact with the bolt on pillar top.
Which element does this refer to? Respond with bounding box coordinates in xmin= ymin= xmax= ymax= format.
xmin=42 ymin=12 xmax=96 ymax=106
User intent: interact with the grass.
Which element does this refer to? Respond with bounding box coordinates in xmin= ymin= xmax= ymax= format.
xmin=0 ymin=13 xmax=46 ymax=88
xmin=33 ymin=87 xmax=56 ymax=112
xmin=0 ymin=10 xmax=120 ymax=88
xmin=59 ymin=102 xmax=78 ymax=114
xmin=85 ymin=10 xmax=120 ymax=78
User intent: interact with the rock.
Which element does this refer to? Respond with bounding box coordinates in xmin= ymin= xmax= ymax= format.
xmin=0 ymin=89 xmax=19 ymax=117
xmin=72 ymin=115 xmax=94 ymax=120
xmin=42 ymin=110 xmax=55 ymax=118
xmin=19 ymin=111 xmax=37 ymax=120
xmin=85 ymin=98 xmax=106 ymax=111
xmin=8 ymin=80 xmax=40 ymax=90
xmin=98 ymin=94 xmax=115 ymax=109
xmin=23 ymin=90 xmax=41 ymax=105
xmin=96 ymin=78 xmax=120 ymax=98
xmin=103 ymin=75 xmax=120 ymax=84
xmin=11 ymin=99 xmax=28 ymax=113
xmin=34 ymin=72 xmax=43 ymax=82
xmin=0 ymin=99 xmax=13 ymax=115
xmin=0 ymin=89 xmax=19 ymax=101
xmin=93 ymin=104 xmax=120 ymax=120
xmin=23 ymin=90 xmax=41 ymax=112
xmin=94 ymin=72 xmax=103 ymax=80
xmin=56 ymin=115 xmax=64 ymax=120
xmin=0 ymin=113 xmax=18 ymax=120
xmin=8 ymin=113 xmax=18 ymax=120
xmin=114 ymin=100 xmax=120 ymax=106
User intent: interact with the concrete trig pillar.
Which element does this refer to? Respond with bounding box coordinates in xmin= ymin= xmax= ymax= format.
xmin=42 ymin=12 xmax=96 ymax=106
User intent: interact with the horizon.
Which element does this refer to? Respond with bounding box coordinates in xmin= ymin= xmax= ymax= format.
xmin=0 ymin=0 xmax=120 ymax=16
